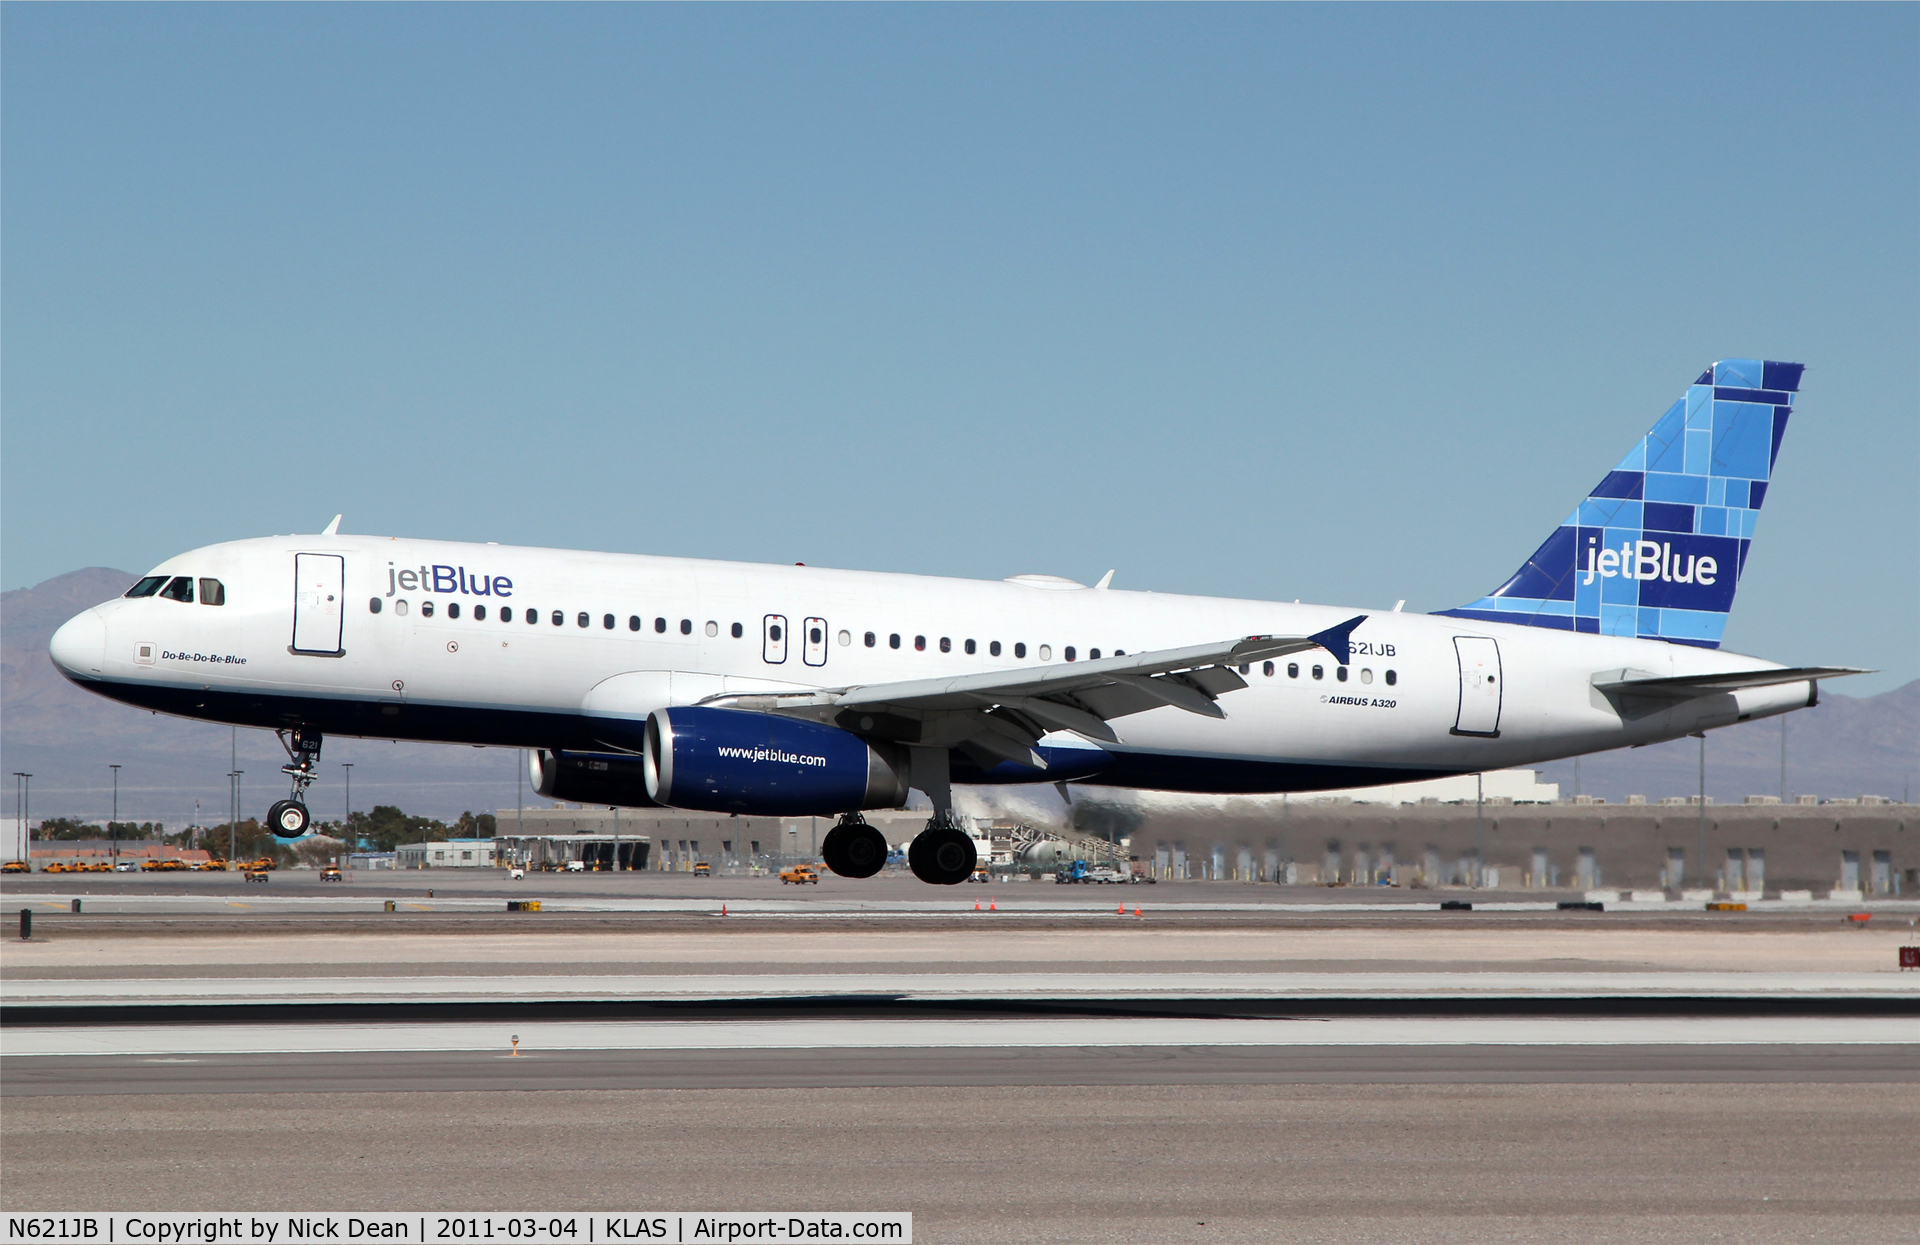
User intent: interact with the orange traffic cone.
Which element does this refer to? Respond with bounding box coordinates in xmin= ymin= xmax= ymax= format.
xmin=1117 ymin=903 xmax=1125 ymax=915
xmin=1134 ymin=905 xmax=1142 ymax=917
xmin=721 ymin=904 xmax=728 ymax=916
xmin=974 ymin=899 xmax=981 ymax=911
xmin=989 ymin=898 xmax=997 ymax=911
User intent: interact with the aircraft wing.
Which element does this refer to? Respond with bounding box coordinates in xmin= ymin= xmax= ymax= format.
xmin=702 ymin=615 xmax=1369 ymax=769
xmin=1591 ymin=665 xmax=1870 ymax=701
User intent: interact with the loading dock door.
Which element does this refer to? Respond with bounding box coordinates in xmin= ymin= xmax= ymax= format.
xmin=1451 ymin=636 xmax=1502 ymax=737
xmin=292 ymin=553 xmax=345 ymax=655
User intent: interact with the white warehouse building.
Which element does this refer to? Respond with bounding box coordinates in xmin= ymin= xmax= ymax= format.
xmin=395 ymin=838 xmax=499 ymax=869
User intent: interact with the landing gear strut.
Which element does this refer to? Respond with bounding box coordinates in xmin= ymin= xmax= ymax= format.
xmin=821 ymin=813 xmax=889 ymax=880
xmin=266 ymin=728 xmax=322 ymax=838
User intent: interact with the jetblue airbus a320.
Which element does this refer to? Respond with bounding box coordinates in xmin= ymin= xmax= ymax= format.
xmin=49 ymin=359 xmax=1864 ymax=883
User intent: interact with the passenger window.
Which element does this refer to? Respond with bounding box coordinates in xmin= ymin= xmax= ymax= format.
xmin=1037 ymin=644 xmax=1050 ymax=660
xmin=395 ymin=600 xmax=409 ymax=616
xmin=964 ymin=639 xmax=976 ymax=655
xmin=732 ymin=622 xmax=744 ymax=638
xmin=680 ymin=618 xmax=692 ymax=635
xmin=939 ymin=637 xmax=951 ymax=653
xmin=865 ymin=632 xmax=876 ymax=647
xmin=1288 ymin=663 xmax=1299 ymax=678
xmin=198 ymin=579 xmax=226 ymax=606
xmin=1312 ymin=665 xmax=1323 ymax=680
xmin=811 ymin=626 xmax=823 ymax=645
xmin=577 ymin=612 xmax=589 ymax=628
xmin=126 ymin=576 xmax=168 ymax=598
xmin=1114 ymin=650 xmax=1125 ymax=656
xmin=1385 ymin=669 xmax=1397 ymax=686
xmin=369 ymin=598 xmax=382 ymax=614
xmin=1336 ymin=666 xmax=1348 ymax=682
xmin=769 ymin=623 xmax=783 ymax=642
xmin=1015 ymin=643 xmax=1027 ymax=658
xmin=1263 ymin=661 xmax=1274 ymax=677
xmin=527 ymin=609 xmax=539 ymax=625
xmin=604 ymin=614 xmax=615 ymax=630
xmin=655 ymin=618 xmax=667 ymax=633
xmin=1360 ymin=668 xmax=1373 ymax=684
xmin=160 ymin=576 xmax=194 ymax=603
xmin=422 ymin=601 xmax=436 ymax=618
xmin=630 ymin=616 xmax=641 ymax=631
xmin=475 ymin=605 xmax=487 ymax=621
xmin=989 ymin=641 xmax=1001 ymax=657
xmin=1090 ymin=649 xmax=1101 ymax=660
xmin=837 ymin=629 xmax=851 ymax=647
xmin=1238 ymin=664 xmax=1249 ymax=675
xmin=552 ymin=611 xmax=563 ymax=626
xmin=915 ymin=636 xmax=926 ymax=651
xmin=707 ymin=621 xmax=721 ymax=638
xmin=449 ymin=603 xmax=461 ymax=619
xmin=500 ymin=607 xmax=513 ymax=623
xmin=890 ymin=634 xmax=901 ymax=649
xmin=1065 ymin=647 xmax=1077 ymax=662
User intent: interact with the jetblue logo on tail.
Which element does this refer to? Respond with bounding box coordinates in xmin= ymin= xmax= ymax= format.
xmin=1437 ymin=358 xmax=1802 ymax=649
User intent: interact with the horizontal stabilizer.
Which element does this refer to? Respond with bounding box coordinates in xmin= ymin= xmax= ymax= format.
xmin=1592 ymin=665 xmax=1869 ymax=701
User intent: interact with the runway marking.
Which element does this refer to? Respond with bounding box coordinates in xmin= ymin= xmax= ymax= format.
xmin=3 ymin=1015 xmax=1915 ymax=1057
xmin=6 ymin=970 xmax=1916 ymax=1006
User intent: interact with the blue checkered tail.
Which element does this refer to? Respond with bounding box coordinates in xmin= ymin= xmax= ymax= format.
xmin=1434 ymin=359 xmax=1802 ymax=649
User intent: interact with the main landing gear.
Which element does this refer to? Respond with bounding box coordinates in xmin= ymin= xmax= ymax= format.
xmin=265 ymin=728 xmax=323 ymax=838
xmin=908 ymin=817 xmax=977 ymax=886
xmin=820 ymin=813 xmax=890 ymax=880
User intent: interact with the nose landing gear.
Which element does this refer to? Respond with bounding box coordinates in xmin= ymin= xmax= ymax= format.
xmin=267 ymin=728 xmax=323 ymax=838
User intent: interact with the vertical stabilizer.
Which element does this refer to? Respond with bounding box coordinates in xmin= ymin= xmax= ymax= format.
xmin=1436 ymin=359 xmax=1803 ymax=649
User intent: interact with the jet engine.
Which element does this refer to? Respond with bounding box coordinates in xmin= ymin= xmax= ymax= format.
xmin=529 ymin=749 xmax=662 ymax=808
xmin=644 ymin=706 xmax=909 ymax=816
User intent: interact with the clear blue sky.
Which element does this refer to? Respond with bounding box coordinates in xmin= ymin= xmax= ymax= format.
xmin=5 ymin=5 xmax=1915 ymax=693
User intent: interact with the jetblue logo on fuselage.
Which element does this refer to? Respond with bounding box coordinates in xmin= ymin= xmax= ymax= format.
xmin=386 ymin=563 xmax=513 ymax=597
xmin=1579 ymin=537 xmax=1717 ymax=586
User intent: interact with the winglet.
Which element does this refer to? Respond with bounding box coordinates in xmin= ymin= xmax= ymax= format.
xmin=1309 ymin=615 xmax=1367 ymax=665
xmin=1094 ymin=570 xmax=1115 ymax=590
xmin=322 ymin=514 xmax=343 ymax=536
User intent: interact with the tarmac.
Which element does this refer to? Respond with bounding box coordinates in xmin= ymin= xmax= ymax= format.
xmin=4 ymin=869 xmax=1918 ymax=1241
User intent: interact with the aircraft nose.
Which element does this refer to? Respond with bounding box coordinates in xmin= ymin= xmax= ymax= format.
xmin=49 ymin=608 xmax=107 ymax=678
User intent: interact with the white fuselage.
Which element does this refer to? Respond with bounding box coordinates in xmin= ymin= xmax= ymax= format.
xmin=49 ymin=534 xmax=1816 ymax=797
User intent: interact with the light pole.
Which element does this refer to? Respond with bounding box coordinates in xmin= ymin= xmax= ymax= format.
xmin=228 ymin=770 xmax=243 ymax=865
xmin=1695 ymin=732 xmax=1708 ymax=891
xmin=12 ymin=773 xmax=30 ymax=866
xmin=109 ymin=765 xmax=121 ymax=869
xmin=341 ymin=763 xmax=354 ymax=868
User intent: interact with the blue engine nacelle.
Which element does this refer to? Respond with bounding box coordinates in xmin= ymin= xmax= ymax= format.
xmin=643 ymin=706 xmax=910 ymax=816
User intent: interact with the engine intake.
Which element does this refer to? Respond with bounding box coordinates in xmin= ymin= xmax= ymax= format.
xmin=644 ymin=706 xmax=909 ymax=816
xmin=530 ymin=749 xmax=661 ymax=808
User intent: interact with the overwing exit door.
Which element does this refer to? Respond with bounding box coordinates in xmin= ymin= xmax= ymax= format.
xmin=292 ymin=553 xmax=345 ymax=655
xmin=803 ymin=617 xmax=828 ymax=667
xmin=763 ymin=615 xmax=788 ymax=664
xmin=1451 ymin=636 xmax=1502 ymax=737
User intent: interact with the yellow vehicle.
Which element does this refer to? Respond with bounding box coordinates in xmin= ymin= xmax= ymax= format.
xmin=243 ymin=869 xmax=271 ymax=883
xmin=84 ymin=861 xmax=113 ymax=873
xmin=240 ymin=856 xmax=276 ymax=872
xmin=194 ymin=859 xmax=228 ymax=871
xmin=319 ymin=866 xmax=343 ymax=882
xmin=2 ymin=860 xmax=29 ymax=874
xmin=779 ymin=864 xmax=819 ymax=885
xmin=692 ymin=861 xmax=712 ymax=877
xmin=140 ymin=859 xmax=187 ymax=872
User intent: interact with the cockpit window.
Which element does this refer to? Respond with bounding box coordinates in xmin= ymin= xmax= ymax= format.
xmin=126 ymin=576 xmax=168 ymax=598
xmin=159 ymin=576 xmax=195 ymax=603
xmin=198 ymin=578 xmax=226 ymax=606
